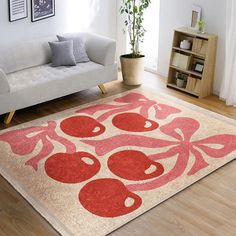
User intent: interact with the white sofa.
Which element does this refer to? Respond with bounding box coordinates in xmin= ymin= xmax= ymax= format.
xmin=0 ymin=32 xmax=117 ymax=124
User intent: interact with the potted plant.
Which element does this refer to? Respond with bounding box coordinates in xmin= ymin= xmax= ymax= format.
xmin=197 ymin=20 xmax=205 ymax=34
xmin=120 ymin=0 xmax=151 ymax=85
xmin=175 ymin=72 xmax=186 ymax=88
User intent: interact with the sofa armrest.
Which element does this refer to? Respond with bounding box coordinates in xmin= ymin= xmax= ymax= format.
xmin=0 ymin=69 xmax=10 ymax=94
xmin=85 ymin=33 xmax=116 ymax=66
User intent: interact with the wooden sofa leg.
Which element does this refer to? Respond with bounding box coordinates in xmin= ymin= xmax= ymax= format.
xmin=4 ymin=111 xmax=15 ymax=125
xmin=98 ymin=84 xmax=107 ymax=94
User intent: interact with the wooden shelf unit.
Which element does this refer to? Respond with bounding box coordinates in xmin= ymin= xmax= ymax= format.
xmin=167 ymin=27 xmax=218 ymax=98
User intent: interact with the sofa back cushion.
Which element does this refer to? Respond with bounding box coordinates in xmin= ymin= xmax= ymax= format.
xmin=60 ymin=32 xmax=116 ymax=66
xmin=57 ymin=35 xmax=90 ymax=63
xmin=0 ymin=36 xmax=57 ymax=74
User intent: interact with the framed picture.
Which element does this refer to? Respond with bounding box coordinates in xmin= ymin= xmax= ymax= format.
xmin=194 ymin=62 xmax=204 ymax=73
xmin=190 ymin=5 xmax=201 ymax=29
xmin=9 ymin=0 xmax=28 ymax=22
xmin=31 ymin=0 xmax=55 ymax=22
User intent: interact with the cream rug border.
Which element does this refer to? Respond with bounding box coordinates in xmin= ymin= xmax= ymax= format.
xmin=0 ymin=164 xmax=73 ymax=236
xmin=0 ymin=87 xmax=235 ymax=236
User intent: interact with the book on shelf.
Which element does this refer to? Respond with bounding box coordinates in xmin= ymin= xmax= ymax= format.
xmin=193 ymin=79 xmax=201 ymax=94
xmin=192 ymin=38 xmax=208 ymax=55
xmin=200 ymin=40 xmax=208 ymax=55
xmin=186 ymin=77 xmax=197 ymax=91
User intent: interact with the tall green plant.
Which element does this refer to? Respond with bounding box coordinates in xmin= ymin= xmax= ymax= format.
xmin=120 ymin=0 xmax=151 ymax=58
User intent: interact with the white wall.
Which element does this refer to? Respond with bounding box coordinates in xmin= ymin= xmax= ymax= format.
xmin=158 ymin=0 xmax=226 ymax=94
xmin=0 ymin=0 xmax=117 ymax=44
xmin=141 ymin=0 xmax=160 ymax=71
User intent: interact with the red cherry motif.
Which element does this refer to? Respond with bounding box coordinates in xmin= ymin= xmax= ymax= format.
xmin=112 ymin=113 xmax=159 ymax=132
xmin=108 ymin=150 xmax=164 ymax=181
xmin=45 ymin=152 xmax=100 ymax=184
xmin=60 ymin=116 xmax=105 ymax=138
xmin=79 ymin=178 xmax=142 ymax=217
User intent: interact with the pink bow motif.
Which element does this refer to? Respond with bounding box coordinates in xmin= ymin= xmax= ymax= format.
xmin=83 ymin=117 xmax=236 ymax=192
xmin=76 ymin=92 xmax=181 ymax=122
xmin=82 ymin=134 xmax=177 ymax=156
xmin=0 ymin=121 xmax=76 ymax=170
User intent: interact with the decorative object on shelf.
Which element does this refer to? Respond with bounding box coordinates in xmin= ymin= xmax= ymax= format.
xmin=197 ymin=20 xmax=206 ymax=34
xmin=119 ymin=0 xmax=151 ymax=86
xmin=172 ymin=52 xmax=190 ymax=70
xmin=8 ymin=0 xmax=28 ymax=22
xmin=176 ymin=78 xmax=185 ymax=88
xmin=190 ymin=5 xmax=202 ymax=30
xmin=175 ymin=72 xmax=187 ymax=88
xmin=180 ymin=39 xmax=191 ymax=50
xmin=31 ymin=0 xmax=55 ymax=22
xmin=193 ymin=62 xmax=204 ymax=74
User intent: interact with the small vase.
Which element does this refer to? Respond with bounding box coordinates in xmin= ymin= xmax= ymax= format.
xmin=176 ymin=79 xmax=184 ymax=88
xmin=198 ymin=27 xmax=205 ymax=34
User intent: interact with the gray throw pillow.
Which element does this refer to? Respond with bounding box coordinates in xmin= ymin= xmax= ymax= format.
xmin=57 ymin=35 xmax=90 ymax=63
xmin=48 ymin=40 xmax=76 ymax=67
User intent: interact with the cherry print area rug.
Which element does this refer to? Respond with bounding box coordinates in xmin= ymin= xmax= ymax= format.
xmin=0 ymin=88 xmax=236 ymax=236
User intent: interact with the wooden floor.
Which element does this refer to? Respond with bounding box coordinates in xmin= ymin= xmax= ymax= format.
xmin=0 ymin=72 xmax=235 ymax=236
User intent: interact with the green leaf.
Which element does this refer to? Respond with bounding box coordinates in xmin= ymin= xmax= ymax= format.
xmin=120 ymin=0 xmax=151 ymax=54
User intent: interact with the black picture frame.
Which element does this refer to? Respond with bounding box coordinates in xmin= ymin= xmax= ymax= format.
xmin=31 ymin=0 xmax=55 ymax=22
xmin=194 ymin=62 xmax=204 ymax=73
xmin=9 ymin=0 xmax=28 ymax=22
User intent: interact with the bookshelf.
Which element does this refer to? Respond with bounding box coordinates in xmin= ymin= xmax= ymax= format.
xmin=167 ymin=27 xmax=218 ymax=98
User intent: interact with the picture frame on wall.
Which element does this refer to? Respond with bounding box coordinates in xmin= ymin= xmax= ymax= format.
xmin=31 ymin=0 xmax=55 ymax=22
xmin=190 ymin=5 xmax=202 ymax=30
xmin=9 ymin=0 xmax=28 ymax=22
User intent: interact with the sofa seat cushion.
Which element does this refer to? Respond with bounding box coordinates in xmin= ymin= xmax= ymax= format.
xmin=7 ymin=61 xmax=103 ymax=93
